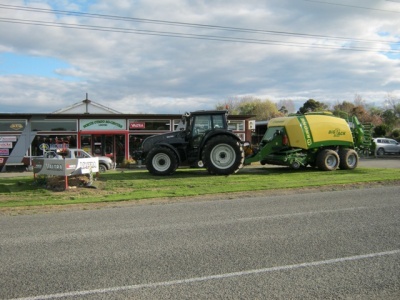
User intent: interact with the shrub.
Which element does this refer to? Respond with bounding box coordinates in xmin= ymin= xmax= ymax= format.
xmin=391 ymin=128 xmax=400 ymax=141
xmin=120 ymin=158 xmax=136 ymax=168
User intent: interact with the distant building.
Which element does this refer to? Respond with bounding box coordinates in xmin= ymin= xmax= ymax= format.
xmin=0 ymin=97 xmax=254 ymax=171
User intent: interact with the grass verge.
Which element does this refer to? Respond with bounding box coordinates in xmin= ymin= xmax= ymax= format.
xmin=0 ymin=166 xmax=399 ymax=210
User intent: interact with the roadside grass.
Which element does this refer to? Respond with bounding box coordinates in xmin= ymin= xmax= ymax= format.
xmin=0 ymin=166 xmax=399 ymax=209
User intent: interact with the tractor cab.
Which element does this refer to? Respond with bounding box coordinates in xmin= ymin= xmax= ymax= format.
xmin=186 ymin=111 xmax=228 ymax=148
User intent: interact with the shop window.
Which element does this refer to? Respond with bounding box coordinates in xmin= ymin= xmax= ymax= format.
xmin=129 ymin=135 xmax=152 ymax=155
xmin=31 ymin=135 xmax=77 ymax=156
xmin=173 ymin=119 xmax=184 ymax=131
xmin=0 ymin=135 xmax=19 ymax=156
xmin=31 ymin=120 xmax=77 ymax=131
xmin=228 ymin=120 xmax=244 ymax=131
xmin=81 ymin=135 xmax=92 ymax=154
xmin=0 ymin=120 xmax=26 ymax=132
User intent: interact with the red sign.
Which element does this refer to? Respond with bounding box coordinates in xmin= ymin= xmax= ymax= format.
xmin=0 ymin=149 xmax=9 ymax=156
xmin=130 ymin=122 xmax=146 ymax=129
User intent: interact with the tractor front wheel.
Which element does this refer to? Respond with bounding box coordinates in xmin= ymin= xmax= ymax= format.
xmin=146 ymin=147 xmax=178 ymax=176
xmin=202 ymin=135 xmax=244 ymax=175
xmin=316 ymin=149 xmax=340 ymax=171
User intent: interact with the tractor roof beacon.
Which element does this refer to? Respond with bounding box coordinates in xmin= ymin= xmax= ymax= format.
xmin=133 ymin=110 xmax=244 ymax=176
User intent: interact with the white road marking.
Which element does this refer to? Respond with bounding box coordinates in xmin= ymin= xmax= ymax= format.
xmin=11 ymin=249 xmax=400 ymax=300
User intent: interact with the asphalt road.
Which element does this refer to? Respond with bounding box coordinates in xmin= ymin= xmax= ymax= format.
xmin=1 ymin=186 xmax=399 ymax=299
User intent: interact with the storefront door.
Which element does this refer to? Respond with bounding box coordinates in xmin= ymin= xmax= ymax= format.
xmin=81 ymin=134 xmax=126 ymax=164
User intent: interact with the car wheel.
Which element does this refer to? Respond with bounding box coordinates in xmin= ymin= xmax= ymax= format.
xmin=376 ymin=148 xmax=385 ymax=156
xmin=99 ymin=164 xmax=108 ymax=173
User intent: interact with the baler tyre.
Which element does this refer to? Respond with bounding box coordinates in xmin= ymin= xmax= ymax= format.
xmin=339 ymin=149 xmax=358 ymax=170
xmin=202 ymin=135 xmax=244 ymax=175
xmin=316 ymin=149 xmax=340 ymax=171
xmin=146 ymin=147 xmax=178 ymax=176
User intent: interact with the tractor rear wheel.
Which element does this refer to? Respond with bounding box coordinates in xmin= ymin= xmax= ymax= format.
xmin=146 ymin=147 xmax=178 ymax=176
xmin=202 ymin=135 xmax=244 ymax=175
xmin=339 ymin=149 xmax=358 ymax=170
xmin=316 ymin=149 xmax=340 ymax=171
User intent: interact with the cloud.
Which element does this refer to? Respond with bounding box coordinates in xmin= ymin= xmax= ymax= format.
xmin=0 ymin=0 xmax=399 ymax=114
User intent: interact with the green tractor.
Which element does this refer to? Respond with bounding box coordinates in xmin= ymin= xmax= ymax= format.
xmin=133 ymin=110 xmax=244 ymax=176
xmin=244 ymin=112 xmax=372 ymax=171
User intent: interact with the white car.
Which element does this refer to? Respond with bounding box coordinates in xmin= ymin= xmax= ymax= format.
xmin=373 ymin=138 xmax=400 ymax=156
xmin=43 ymin=149 xmax=114 ymax=172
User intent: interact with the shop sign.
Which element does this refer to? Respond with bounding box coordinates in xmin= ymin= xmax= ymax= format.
xmin=0 ymin=142 xmax=13 ymax=148
xmin=80 ymin=119 xmax=126 ymax=130
xmin=32 ymin=157 xmax=99 ymax=176
xmin=0 ymin=136 xmax=17 ymax=142
xmin=10 ymin=124 xmax=24 ymax=130
xmin=129 ymin=122 xmax=145 ymax=129
xmin=0 ymin=149 xmax=9 ymax=156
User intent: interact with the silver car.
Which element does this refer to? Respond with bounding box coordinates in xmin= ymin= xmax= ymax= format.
xmin=373 ymin=138 xmax=400 ymax=156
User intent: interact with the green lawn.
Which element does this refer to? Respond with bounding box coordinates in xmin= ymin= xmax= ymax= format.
xmin=0 ymin=166 xmax=399 ymax=209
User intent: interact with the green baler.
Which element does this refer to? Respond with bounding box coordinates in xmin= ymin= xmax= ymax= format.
xmin=245 ymin=112 xmax=371 ymax=171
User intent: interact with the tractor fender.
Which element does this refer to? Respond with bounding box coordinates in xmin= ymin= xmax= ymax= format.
xmin=147 ymin=143 xmax=182 ymax=164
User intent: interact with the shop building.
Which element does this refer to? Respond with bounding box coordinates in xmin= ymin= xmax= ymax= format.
xmin=0 ymin=99 xmax=255 ymax=171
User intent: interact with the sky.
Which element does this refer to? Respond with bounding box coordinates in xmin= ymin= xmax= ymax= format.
xmin=0 ymin=0 xmax=399 ymax=114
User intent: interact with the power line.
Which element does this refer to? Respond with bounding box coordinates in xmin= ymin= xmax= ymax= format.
xmin=304 ymin=0 xmax=400 ymax=13
xmin=1 ymin=17 xmax=398 ymax=53
xmin=0 ymin=3 xmax=397 ymax=45
xmin=0 ymin=4 xmax=399 ymax=53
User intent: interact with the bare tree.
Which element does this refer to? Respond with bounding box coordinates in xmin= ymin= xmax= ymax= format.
xmin=276 ymin=99 xmax=296 ymax=114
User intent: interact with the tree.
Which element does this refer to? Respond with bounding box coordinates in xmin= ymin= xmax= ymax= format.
xmin=276 ymin=99 xmax=296 ymax=114
xmin=298 ymin=99 xmax=328 ymax=114
xmin=374 ymin=125 xmax=388 ymax=137
xmin=333 ymin=101 xmax=355 ymax=117
xmin=381 ymin=109 xmax=397 ymax=131
xmin=216 ymin=96 xmax=284 ymax=120
xmin=352 ymin=105 xmax=373 ymax=123
xmin=391 ymin=128 xmax=400 ymax=140
xmin=215 ymin=97 xmax=241 ymax=115
xmin=237 ymin=97 xmax=283 ymax=120
xmin=385 ymin=93 xmax=400 ymax=118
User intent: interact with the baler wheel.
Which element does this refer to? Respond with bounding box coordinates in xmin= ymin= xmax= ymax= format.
xmin=316 ymin=149 xmax=340 ymax=171
xmin=339 ymin=149 xmax=358 ymax=170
